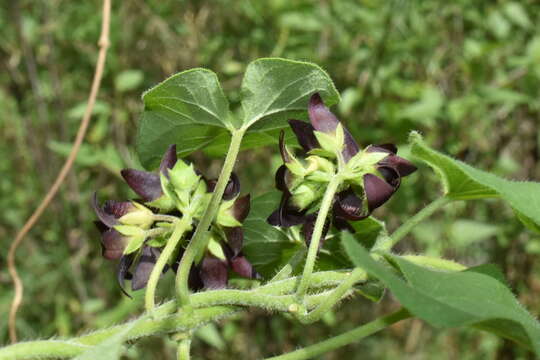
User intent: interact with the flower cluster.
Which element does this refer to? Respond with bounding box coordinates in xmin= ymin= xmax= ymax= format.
xmin=267 ymin=93 xmax=417 ymax=246
xmin=93 ymin=145 xmax=257 ymax=296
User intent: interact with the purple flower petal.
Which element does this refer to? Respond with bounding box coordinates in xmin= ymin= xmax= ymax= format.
xmin=121 ymin=169 xmax=162 ymax=202
xmin=279 ymin=131 xmax=290 ymax=163
xmin=363 ymin=174 xmax=396 ymax=212
xmin=200 ymin=256 xmax=228 ymax=289
xmin=92 ymin=193 xmax=117 ymax=228
xmin=159 ymin=144 xmax=178 ymax=176
xmin=342 ymin=130 xmax=360 ymax=162
xmin=381 ymin=155 xmax=417 ymax=177
xmin=116 ymin=254 xmax=134 ymax=298
xmin=274 ymin=165 xmax=290 ymax=193
xmin=231 ymin=256 xmax=257 ymax=279
xmin=333 ymin=189 xmax=369 ymax=221
xmin=223 ymin=227 xmax=244 ymax=259
xmin=101 ymin=229 xmax=128 ymax=260
xmin=104 ymin=200 xmax=135 ymax=218
xmin=131 ymin=246 xmax=162 ymax=291
xmin=367 ymin=144 xmax=397 ymax=154
xmin=288 ymin=119 xmax=320 ymax=152
xmin=222 ymin=173 xmax=241 ymax=200
xmin=377 ymin=166 xmax=401 ymax=189
xmin=232 ymin=194 xmax=250 ymax=223
xmin=267 ymin=194 xmax=309 ymax=227
xmin=308 ymin=93 xmax=340 ymax=133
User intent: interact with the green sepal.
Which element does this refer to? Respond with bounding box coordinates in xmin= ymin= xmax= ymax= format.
xmin=118 ymin=202 xmax=154 ymax=228
xmin=208 ymin=238 xmax=226 ymax=260
xmin=169 ymin=161 xmax=200 ymax=193
xmin=123 ymin=234 xmax=146 ymax=254
xmin=313 ymin=130 xmax=343 ymax=158
xmin=147 ymin=194 xmax=176 ymax=212
xmin=216 ymin=198 xmax=242 ymax=227
xmin=114 ymin=224 xmax=145 ymax=237
xmin=147 ymin=236 xmax=167 ymax=247
xmin=290 ymin=182 xmax=322 ymax=210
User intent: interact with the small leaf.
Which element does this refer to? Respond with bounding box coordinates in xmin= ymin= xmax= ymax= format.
xmin=409 ymin=132 xmax=540 ymax=229
xmin=115 ymin=70 xmax=144 ymax=92
xmin=341 ymin=232 xmax=540 ymax=354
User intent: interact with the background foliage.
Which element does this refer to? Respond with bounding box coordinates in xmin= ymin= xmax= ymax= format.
xmin=1 ymin=0 xmax=540 ymax=358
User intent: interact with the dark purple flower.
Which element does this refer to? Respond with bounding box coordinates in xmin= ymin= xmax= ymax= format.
xmin=267 ymin=92 xmax=417 ymax=247
xmin=121 ymin=144 xmax=178 ymax=202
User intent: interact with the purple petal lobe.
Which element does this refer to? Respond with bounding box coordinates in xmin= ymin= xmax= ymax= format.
xmin=367 ymin=144 xmax=397 ymax=154
xmin=101 ymin=229 xmax=127 ymax=260
xmin=132 ymin=246 xmax=161 ymax=291
xmin=224 ymin=227 xmax=244 ymax=258
xmin=117 ymin=254 xmax=134 ymax=298
xmin=267 ymin=194 xmax=308 ymax=227
xmin=233 ymin=194 xmax=251 ymax=223
xmin=308 ymin=93 xmax=340 ymax=133
xmin=159 ymin=144 xmax=178 ymax=176
xmin=363 ymin=174 xmax=396 ymax=212
xmin=342 ymin=129 xmax=360 ymax=162
xmin=200 ymin=256 xmax=228 ymax=289
xmin=222 ymin=173 xmax=241 ymax=200
xmin=381 ymin=155 xmax=417 ymax=177
xmin=121 ymin=169 xmax=162 ymax=202
xmin=92 ymin=193 xmax=117 ymax=228
xmin=275 ymin=165 xmax=290 ymax=193
xmin=333 ymin=189 xmax=368 ymax=221
xmin=104 ymin=200 xmax=135 ymax=218
xmin=278 ymin=131 xmax=290 ymax=163
xmin=378 ymin=166 xmax=400 ymax=188
xmin=231 ymin=256 xmax=256 ymax=279
xmin=288 ymin=119 xmax=320 ymax=152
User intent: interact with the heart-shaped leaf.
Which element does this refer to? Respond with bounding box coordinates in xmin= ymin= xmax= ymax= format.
xmin=240 ymin=58 xmax=340 ymax=130
xmin=137 ymin=69 xmax=231 ymax=168
xmin=342 ymin=232 xmax=540 ymax=354
xmin=409 ymin=131 xmax=540 ymax=230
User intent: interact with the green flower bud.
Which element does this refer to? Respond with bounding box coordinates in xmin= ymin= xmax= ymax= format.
xmin=118 ymin=202 xmax=154 ymax=228
xmin=290 ymin=182 xmax=321 ymax=210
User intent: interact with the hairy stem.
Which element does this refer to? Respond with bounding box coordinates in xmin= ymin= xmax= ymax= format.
xmin=372 ymin=197 xmax=451 ymax=253
xmin=176 ymin=129 xmax=245 ymax=306
xmin=266 ymin=308 xmax=411 ymax=360
xmin=0 ymin=306 xmax=237 ymax=360
xmin=177 ymin=338 xmax=191 ymax=360
xmin=298 ymin=268 xmax=366 ymax=324
xmin=146 ymin=217 xmax=192 ymax=313
xmin=296 ymin=175 xmax=341 ymax=299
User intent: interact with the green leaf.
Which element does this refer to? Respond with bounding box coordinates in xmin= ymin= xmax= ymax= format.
xmin=137 ymin=68 xmax=231 ymax=168
xmin=242 ymin=191 xmax=302 ymax=278
xmin=341 ymin=232 xmax=540 ymax=354
xmin=409 ymin=131 xmax=540 ymax=229
xmin=240 ymin=58 xmax=340 ymax=130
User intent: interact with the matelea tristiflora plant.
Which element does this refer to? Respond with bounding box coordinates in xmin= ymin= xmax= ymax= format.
xmin=2 ymin=58 xmax=540 ymax=360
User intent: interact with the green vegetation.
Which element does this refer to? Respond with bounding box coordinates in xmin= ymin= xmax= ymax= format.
xmin=1 ymin=0 xmax=540 ymax=358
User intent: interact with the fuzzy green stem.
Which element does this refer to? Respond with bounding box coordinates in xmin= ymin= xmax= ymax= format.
xmin=176 ymin=129 xmax=245 ymax=306
xmin=298 ymin=268 xmax=366 ymax=324
xmin=0 ymin=306 xmax=237 ymax=360
xmin=296 ymin=175 xmax=342 ymax=299
xmin=265 ymin=308 xmax=411 ymax=360
xmin=372 ymin=197 xmax=451 ymax=253
xmin=146 ymin=217 xmax=192 ymax=313
xmin=177 ymin=338 xmax=191 ymax=360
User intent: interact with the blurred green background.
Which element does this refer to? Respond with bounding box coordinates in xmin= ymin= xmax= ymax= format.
xmin=1 ymin=0 xmax=540 ymax=358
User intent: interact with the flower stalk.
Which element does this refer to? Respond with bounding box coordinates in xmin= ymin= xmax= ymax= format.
xmin=176 ymin=129 xmax=245 ymax=306
xmin=145 ymin=216 xmax=192 ymax=313
xmin=296 ymin=174 xmax=342 ymax=300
